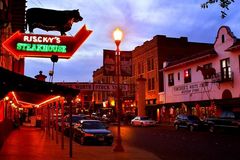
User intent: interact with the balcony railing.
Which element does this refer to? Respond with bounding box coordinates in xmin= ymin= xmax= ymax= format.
xmin=212 ymin=72 xmax=234 ymax=83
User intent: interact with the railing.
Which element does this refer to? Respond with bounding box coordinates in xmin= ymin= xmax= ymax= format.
xmin=212 ymin=72 xmax=234 ymax=83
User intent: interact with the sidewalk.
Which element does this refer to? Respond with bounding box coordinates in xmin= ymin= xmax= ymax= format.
xmin=0 ymin=126 xmax=161 ymax=160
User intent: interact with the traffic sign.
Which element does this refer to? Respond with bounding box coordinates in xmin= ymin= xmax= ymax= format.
xmin=2 ymin=25 xmax=92 ymax=59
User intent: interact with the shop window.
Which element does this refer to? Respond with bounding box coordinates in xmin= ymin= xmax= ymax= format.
xmin=184 ymin=68 xmax=191 ymax=83
xmin=168 ymin=73 xmax=174 ymax=86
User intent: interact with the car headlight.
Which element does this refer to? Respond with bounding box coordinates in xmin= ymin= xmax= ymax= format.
xmin=107 ymin=133 xmax=113 ymax=137
xmin=84 ymin=133 xmax=94 ymax=137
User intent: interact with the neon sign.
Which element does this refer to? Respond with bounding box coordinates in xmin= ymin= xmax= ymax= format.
xmin=16 ymin=43 xmax=67 ymax=53
xmin=2 ymin=25 xmax=92 ymax=59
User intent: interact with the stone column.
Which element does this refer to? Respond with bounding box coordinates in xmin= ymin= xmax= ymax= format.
xmin=136 ymin=76 xmax=146 ymax=116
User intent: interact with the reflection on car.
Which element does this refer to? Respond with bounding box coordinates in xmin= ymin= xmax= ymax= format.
xmin=73 ymin=120 xmax=114 ymax=145
xmin=63 ymin=114 xmax=87 ymax=135
xmin=174 ymin=114 xmax=204 ymax=132
xmin=131 ymin=116 xmax=157 ymax=127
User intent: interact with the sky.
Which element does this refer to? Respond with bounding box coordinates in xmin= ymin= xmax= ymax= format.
xmin=25 ymin=0 xmax=240 ymax=82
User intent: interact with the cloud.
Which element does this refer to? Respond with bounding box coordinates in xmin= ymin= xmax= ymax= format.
xmin=25 ymin=0 xmax=240 ymax=82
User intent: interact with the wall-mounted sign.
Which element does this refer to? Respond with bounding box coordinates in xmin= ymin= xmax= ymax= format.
xmin=2 ymin=25 xmax=92 ymax=59
xmin=173 ymin=82 xmax=210 ymax=95
xmin=57 ymin=82 xmax=129 ymax=92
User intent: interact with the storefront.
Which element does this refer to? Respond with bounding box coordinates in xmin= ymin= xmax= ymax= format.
xmin=0 ymin=66 xmax=79 ymax=147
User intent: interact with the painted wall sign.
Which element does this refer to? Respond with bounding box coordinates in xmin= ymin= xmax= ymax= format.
xmin=173 ymin=82 xmax=210 ymax=95
xmin=2 ymin=25 xmax=92 ymax=59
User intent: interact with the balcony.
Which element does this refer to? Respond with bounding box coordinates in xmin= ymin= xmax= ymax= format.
xmin=212 ymin=72 xmax=234 ymax=83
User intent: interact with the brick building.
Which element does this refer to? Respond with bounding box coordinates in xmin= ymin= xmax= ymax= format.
xmin=130 ymin=35 xmax=213 ymax=119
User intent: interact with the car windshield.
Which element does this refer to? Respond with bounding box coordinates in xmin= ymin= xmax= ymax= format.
xmin=67 ymin=116 xmax=86 ymax=123
xmin=140 ymin=117 xmax=150 ymax=120
xmin=188 ymin=116 xmax=200 ymax=121
xmin=82 ymin=121 xmax=106 ymax=129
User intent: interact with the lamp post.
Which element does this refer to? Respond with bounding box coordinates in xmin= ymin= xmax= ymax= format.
xmin=113 ymin=28 xmax=124 ymax=152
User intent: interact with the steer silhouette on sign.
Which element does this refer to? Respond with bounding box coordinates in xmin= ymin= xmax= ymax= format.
xmin=196 ymin=65 xmax=216 ymax=79
xmin=26 ymin=8 xmax=83 ymax=35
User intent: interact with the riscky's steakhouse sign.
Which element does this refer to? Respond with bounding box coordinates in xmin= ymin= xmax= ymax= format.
xmin=2 ymin=25 xmax=92 ymax=59
xmin=17 ymin=35 xmax=67 ymax=53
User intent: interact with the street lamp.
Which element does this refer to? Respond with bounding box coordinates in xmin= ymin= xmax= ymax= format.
xmin=113 ymin=28 xmax=124 ymax=152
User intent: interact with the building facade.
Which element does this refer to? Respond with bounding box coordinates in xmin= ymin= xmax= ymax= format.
xmin=160 ymin=26 xmax=240 ymax=123
xmin=0 ymin=0 xmax=25 ymax=73
xmin=130 ymin=35 xmax=213 ymax=119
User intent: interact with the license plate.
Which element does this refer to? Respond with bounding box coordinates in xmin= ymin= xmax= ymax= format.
xmin=98 ymin=137 xmax=104 ymax=141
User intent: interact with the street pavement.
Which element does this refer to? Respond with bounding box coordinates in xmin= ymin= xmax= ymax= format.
xmin=0 ymin=126 xmax=160 ymax=160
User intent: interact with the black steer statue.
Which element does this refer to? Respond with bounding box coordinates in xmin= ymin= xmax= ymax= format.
xmin=26 ymin=8 xmax=83 ymax=35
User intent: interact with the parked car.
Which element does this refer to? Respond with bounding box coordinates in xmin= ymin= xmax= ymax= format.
xmin=174 ymin=114 xmax=204 ymax=132
xmin=63 ymin=114 xmax=87 ymax=135
xmin=205 ymin=111 xmax=240 ymax=133
xmin=131 ymin=116 xmax=157 ymax=127
xmin=73 ymin=120 xmax=113 ymax=145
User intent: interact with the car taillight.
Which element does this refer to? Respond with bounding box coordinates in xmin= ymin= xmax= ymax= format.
xmin=84 ymin=133 xmax=94 ymax=137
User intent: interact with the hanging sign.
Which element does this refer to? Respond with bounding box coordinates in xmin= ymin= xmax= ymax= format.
xmin=2 ymin=25 xmax=92 ymax=59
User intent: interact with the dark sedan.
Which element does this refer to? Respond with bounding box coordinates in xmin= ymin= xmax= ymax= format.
xmin=174 ymin=114 xmax=204 ymax=132
xmin=73 ymin=120 xmax=114 ymax=145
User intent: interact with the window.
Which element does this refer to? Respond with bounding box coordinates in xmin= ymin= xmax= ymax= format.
xmin=203 ymin=63 xmax=212 ymax=79
xmin=148 ymin=77 xmax=155 ymax=90
xmin=184 ymin=69 xmax=191 ymax=83
xmin=147 ymin=58 xmax=154 ymax=71
xmin=152 ymin=77 xmax=155 ymax=90
xmin=221 ymin=58 xmax=232 ymax=81
xmin=221 ymin=34 xmax=225 ymax=43
xmin=168 ymin=73 xmax=174 ymax=86
xmin=138 ymin=61 xmax=144 ymax=74
xmin=148 ymin=79 xmax=151 ymax=90
xmin=177 ymin=72 xmax=180 ymax=81
xmin=151 ymin=58 xmax=154 ymax=70
xmin=147 ymin=59 xmax=151 ymax=71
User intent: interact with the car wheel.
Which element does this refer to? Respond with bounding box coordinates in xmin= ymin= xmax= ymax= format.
xmin=80 ymin=137 xmax=85 ymax=145
xmin=106 ymin=142 xmax=113 ymax=146
xmin=174 ymin=124 xmax=179 ymax=130
xmin=209 ymin=125 xmax=214 ymax=133
xmin=189 ymin=125 xmax=194 ymax=132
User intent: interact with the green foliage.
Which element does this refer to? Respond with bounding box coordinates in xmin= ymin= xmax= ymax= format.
xmin=201 ymin=0 xmax=235 ymax=18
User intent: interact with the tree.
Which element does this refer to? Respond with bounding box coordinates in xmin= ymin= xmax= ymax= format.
xmin=201 ymin=0 xmax=235 ymax=18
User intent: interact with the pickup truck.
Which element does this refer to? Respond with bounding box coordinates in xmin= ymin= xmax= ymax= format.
xmin=206 ymin=111 xmax=240 ymax=132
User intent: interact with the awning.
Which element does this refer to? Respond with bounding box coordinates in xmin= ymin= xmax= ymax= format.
xmin=0 ymin=67 xmax=79 ymax=105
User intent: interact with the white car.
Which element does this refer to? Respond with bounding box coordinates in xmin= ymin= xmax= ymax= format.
xmin=131 ymin=116 xmax=157 ymax=127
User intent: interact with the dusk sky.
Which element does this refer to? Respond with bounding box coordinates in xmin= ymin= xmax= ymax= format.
xmin=25 ymin=0 xmax=240 ymax=82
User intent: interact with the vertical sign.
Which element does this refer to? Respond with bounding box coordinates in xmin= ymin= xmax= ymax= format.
xmin=120 ymin=51 xmax=132 ymax=76
xmin=103 ymin=49 xmax=116 ymax=76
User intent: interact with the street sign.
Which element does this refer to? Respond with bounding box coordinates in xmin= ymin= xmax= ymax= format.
xmin=2 ymin=25 xmax=92 ymax=59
